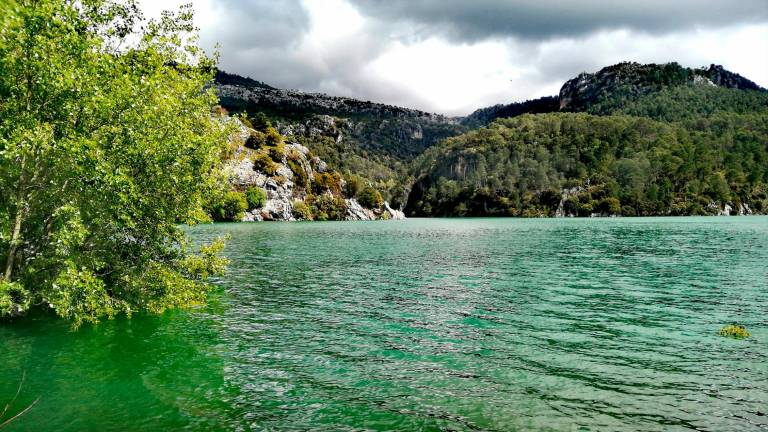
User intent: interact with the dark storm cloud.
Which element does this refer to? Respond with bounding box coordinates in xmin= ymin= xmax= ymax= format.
xmin=349 ymin=0 xmax=768 ymax=42
xmin=207 ymin=0 xmax=309 ymax=50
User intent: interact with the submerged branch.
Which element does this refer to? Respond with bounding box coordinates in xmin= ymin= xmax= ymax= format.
xmin=0 ymin=371 xmax=39 ymax=429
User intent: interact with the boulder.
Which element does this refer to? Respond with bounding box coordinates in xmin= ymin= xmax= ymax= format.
xmin=384 ymin=202 xmax=406 ymax=220
xmin=345 ymin=198 xmax=376 ymax=221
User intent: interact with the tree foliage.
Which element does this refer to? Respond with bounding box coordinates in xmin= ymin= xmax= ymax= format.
xmin=209 ymin=191 xmax=248 ymax=222
xmin=0 ymin=0 xmax=230 ymax=326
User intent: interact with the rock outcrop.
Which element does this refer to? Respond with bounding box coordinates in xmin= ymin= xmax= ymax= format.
xmin=345 ymin=198 xmax=375 ymax=221
xmin=555 ymin=186 xmax=584 ymax=218
xmin=343 ymin=199 xmax=406 ymax=221
xmin=223 ymin=119 xmax=404 ymax=222
xmin=384 ymin=202 xmax=406 ymax=220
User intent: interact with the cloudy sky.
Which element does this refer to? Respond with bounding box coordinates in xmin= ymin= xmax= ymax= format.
xmin=139 ymin=0 xmax=768 ymax=116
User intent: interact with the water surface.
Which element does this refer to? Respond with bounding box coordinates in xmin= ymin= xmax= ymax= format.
xmin=2 ymin=217 xmax=767 ymax=431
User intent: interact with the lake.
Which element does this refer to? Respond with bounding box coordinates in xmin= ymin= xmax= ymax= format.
xmin=1 ymin=217 xmax=767 ymax=431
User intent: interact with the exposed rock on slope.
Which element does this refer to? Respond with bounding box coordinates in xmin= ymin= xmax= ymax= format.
xmin=214 ymin=73 xmax=467 ymax=210
xmin=223 ymin=119 xmax=404 ymax=221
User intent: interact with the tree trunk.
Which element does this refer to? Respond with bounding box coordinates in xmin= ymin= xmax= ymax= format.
xmin=4 ymin=157 xmax=27 ymax=282
xmin=4 ymin=204 xmax=24 ymax=281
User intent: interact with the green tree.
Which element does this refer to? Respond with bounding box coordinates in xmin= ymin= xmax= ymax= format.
xmin=292 ymin=200 xmax=313 ymax=220
xmin=0 ymin=0 xmax=230 ymax=326
xmin=598 ymin=197 xmax=622 ymax=215
xmin=250 ymin=112 xmax=272 ymax=132
xmin=707 ymin=171 xmax=731 ymax=203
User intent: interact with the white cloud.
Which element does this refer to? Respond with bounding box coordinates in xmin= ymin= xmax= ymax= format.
xmin=136 ymin=0 xmax=768 ymax=116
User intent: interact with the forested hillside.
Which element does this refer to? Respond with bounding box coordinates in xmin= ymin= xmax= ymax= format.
xmin=407 ymin=111 xmax=768 ymax=217
xmin=406 ymin=61 xmax=768 ymax=217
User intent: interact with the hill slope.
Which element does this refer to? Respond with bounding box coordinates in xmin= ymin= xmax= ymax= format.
xmin=407 ymin=112 xmax=768 ymax=217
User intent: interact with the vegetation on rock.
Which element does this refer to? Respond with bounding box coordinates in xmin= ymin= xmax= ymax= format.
xmin=357 ymin=186 xmax=384 ymax=209
xmin=245 ymin=187 xmax=267 ymax=210
xmin=219 ymin=62 xmax=767 ymax=218
xmin=291 ymin=200 xmax=313 ymax=221
xmin=307 ymin=194 xmax=348 ymax=221
xmin=718 ymin=324 xmax=751 ymax=339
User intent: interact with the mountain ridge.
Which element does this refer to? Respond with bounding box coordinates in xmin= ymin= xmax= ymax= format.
xmin=464 ymin=62 xmax=766 ymax=127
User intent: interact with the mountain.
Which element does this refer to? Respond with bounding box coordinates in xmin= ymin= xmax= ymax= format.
xmin=215 ymin=69 xmax=274 ymax=89
xmin=214 ymin=72 xmax=467 ymax=207
xmin=406 ymin=62 xmax=768 ymax=217
xmin=212 ymin=62 xmax=767 ymax=218
xmin=464 ymin=62 xmax=766 ymax=127
xmin=407 ymin=112 xmax=768 ymax=217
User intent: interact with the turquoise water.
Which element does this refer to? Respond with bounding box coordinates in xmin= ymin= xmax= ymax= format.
xmin=1 ymin=217 xmax=767 ymax=431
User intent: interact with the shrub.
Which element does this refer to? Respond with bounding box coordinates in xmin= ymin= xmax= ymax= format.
xmin=563 ymin=196 xmax=580 ymax=216
xmin=345 ymin=174 xmax=364 ymax=197
xmin=312 ymin=172 xmax=343 ymax=196
xmin=292 ymin=200 xmax=313 ymax=220
xmin=252 ymin=152 xmax=278 ymax=176
xmin=245 ymin=130 xmax=266 ymax=150
xmin=239 ymin=116 xmax=254 ymax=129
xmin=210 ymin=191 xmax=248 ymax=222
xmin=264 ymin=127 xmax=282 ymax=147
xmin=287 ymin=149 xmax=302 ymax=161
xmin=718 ymin=324 xmax=750 ymax=339
xmin=357 ymin=186 xmax=383 ymax=209
xmin=578 ymin=202 xmax=594 ymax=217
xmin=288 ymin=160 xmax=308 ymax=188
xmin=250 ymin=112 xmax=272 ymax=132
xmin=311 ymin=194 xmax=347 ymax=221
xmin=267 ymin=143 xmax=284 ymax=162
xmin=245 ymin=187 xmax=267 ymax=210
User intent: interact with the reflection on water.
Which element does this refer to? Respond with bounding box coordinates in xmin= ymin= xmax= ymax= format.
xmin=2 ymin=217 xmax=767 ymax=431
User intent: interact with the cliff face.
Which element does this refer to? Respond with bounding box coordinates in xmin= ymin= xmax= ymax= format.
xmin=223 ymin=119 xmax=405 ymax=221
